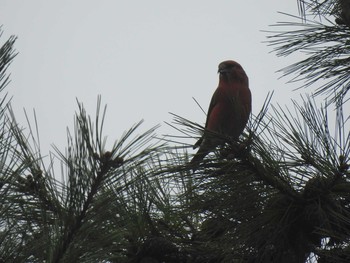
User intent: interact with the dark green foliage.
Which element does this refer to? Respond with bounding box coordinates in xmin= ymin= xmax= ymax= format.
xmin=166 ymin=93 xmax=349 ymax=263
xmin=0 ymin=1 xmax=350 ymax=262
xmin=267 ymin=0 xmax=350 ymax=105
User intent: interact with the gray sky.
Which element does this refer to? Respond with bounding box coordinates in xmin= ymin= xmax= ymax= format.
xmin=1 ymin=1 xmax=308 ymax=155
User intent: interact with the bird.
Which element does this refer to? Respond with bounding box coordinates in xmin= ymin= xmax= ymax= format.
xmin=190 ymin=60 xmax=251 ymax=165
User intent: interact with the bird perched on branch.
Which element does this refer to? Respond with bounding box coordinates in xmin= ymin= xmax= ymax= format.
xmin=190 ymin=60 xmax=251 ymax=165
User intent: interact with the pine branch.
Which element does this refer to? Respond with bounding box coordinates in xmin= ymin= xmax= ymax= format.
xmin=266 ymin=2 xmax=350 ymax=105
xmin=48 ymin=97 xmax=166 ymax=262
xmin=297 ymin=0 xmax=336 ymax=19
xmin=163 ymin=91 xmax=350 ymax=261
xmin=0 ymin=28 xmax=17 ymax=93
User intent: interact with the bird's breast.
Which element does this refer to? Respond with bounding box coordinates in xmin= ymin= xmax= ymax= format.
xmin=207 ymin=83 xmax=250 ymax=139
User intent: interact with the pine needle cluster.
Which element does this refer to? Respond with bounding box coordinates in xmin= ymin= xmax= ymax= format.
xmin=0 ymin=1 xmax=350 ymax=262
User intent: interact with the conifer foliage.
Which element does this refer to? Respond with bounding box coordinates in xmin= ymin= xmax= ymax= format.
xmin=0 ymin=1 xmax=350 ymax=262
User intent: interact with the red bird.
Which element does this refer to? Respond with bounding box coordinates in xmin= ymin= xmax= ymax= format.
xmin=191 ymin=60 xmax=251 ymax=164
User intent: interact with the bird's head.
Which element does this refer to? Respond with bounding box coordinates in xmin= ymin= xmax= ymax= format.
xmin=218 ymin=60 xmax=248 ymax=83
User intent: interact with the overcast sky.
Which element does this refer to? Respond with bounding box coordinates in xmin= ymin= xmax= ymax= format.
xmin=0 ymin=1 xmax=323 ymax=156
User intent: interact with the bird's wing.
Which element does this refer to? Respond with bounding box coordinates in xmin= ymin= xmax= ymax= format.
xmin=193 ymin=88 xmax=219 ymax=149
xmin=204 ymin=88 xmax=220 ymax=129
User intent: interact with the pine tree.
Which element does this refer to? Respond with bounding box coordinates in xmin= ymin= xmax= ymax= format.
xmin=164 ymin=1 xmax=350 ymax=262
xmin=0 ymin=1 xmax=349 ymax=262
